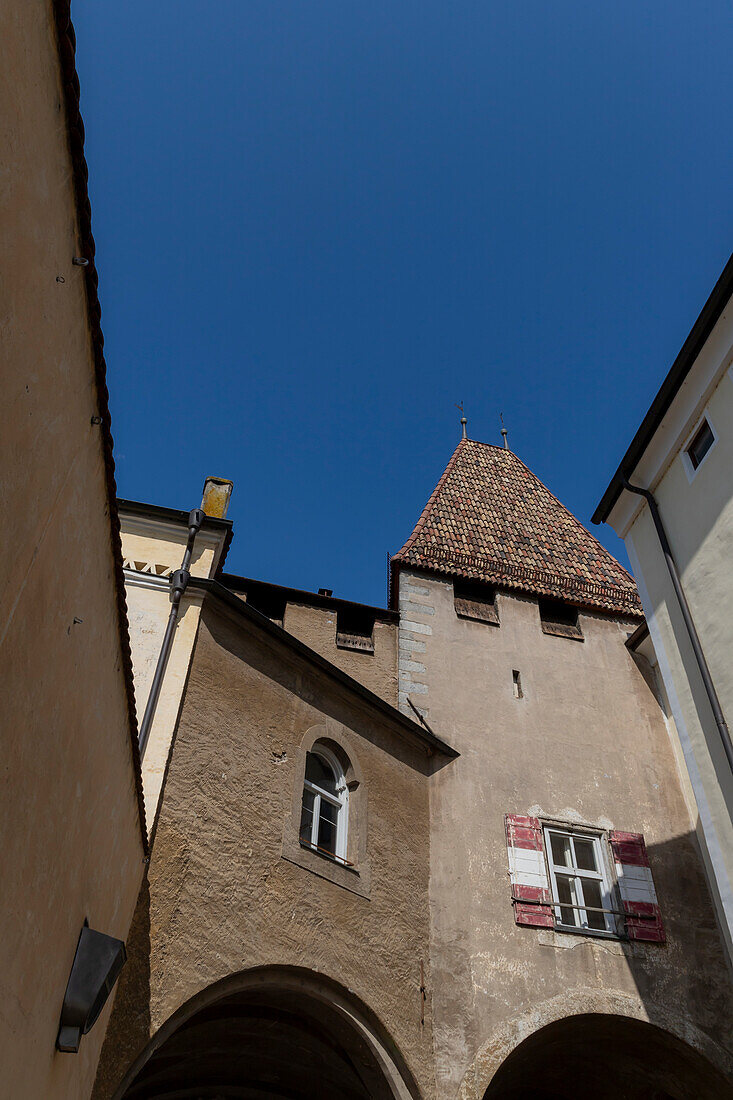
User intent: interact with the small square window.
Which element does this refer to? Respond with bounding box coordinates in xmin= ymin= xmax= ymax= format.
xmin=538 ymin=599 xmax=583 ymax=640
xmin=686 ymin=418 xmax=715 ymax=471
xmin=545 ymin=827 xmax=617 ymax=935
xmin=454 ymin=580 xmax=499 ymax=625
xmin=336 ymin=607 xmax=375 ymax=653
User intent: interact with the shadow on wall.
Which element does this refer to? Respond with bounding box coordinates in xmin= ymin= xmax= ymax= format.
xmin=486 ymin=828 xmax=733 ymax=1100
xmin=92 ymin=878 xmax=151 ymax=1100
xmin=483 ymin=1012 xmax=733 ymax=1100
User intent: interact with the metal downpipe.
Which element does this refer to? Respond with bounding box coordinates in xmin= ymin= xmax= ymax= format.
xmin=622 ymin=479 xmax=733 ymax=776
xmin=138 ymin=508 xmax=205 ymax=760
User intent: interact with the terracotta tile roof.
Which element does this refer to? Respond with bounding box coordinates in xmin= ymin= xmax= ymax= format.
xmin=393 ymin=440 xmax=642 ymax=617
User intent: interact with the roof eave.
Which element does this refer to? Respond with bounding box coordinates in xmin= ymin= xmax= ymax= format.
xmin=190 ymin=577 xmax=459 ymax=760
xmin=593 ymin=251 xmax=733 ymax=526
xmin=53 ymin=1 xmax=148 ymax=851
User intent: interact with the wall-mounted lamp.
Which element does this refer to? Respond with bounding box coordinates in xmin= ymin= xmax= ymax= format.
xmin=56 ymin=924 xmax=127 ymax=1053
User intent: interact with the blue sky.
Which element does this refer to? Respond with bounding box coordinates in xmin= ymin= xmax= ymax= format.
xmin=74 ymin=1 xmax=732 ymax=606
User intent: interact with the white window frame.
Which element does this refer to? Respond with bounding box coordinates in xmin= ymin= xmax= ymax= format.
xmin=681 ymin=412 xmax=717 ymax=483
xmin=301 ymin=746 xmax=349 ymax=863
xmin=544 ymin=827 xmax=617 ymax=936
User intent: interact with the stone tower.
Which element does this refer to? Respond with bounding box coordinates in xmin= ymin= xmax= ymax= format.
xmin=390 ymin=437 xmax=733 ymax=1097
xmin=98 ymin=439 xmax=733 ymax=1098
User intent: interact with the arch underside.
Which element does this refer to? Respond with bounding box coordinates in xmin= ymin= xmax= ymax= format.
xmin=483 ymin=1013 xmax=733 ymax=1100
xmin=117 ymin=968 xmax=417 ymax=1100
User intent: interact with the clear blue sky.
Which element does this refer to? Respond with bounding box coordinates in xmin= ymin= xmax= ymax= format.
xmin=74 ymin=1 xmax=732 ymax=606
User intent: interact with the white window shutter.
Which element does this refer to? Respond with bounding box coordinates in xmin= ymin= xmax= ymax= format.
xmin=609 ymin=831 xmax=666 ymax=943
xmin=505 ymin=814 xmax=554 ymax=928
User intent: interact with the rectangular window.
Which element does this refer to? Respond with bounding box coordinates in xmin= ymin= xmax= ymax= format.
xmin=686 ymin=418 xmax=715 ymax=471
xmin=545 ymin=828 xmax=616 ymax=934
xmin=538 ymin=598 xmax=583 ymax=640
xmin=454 ymin=579 xmax=499 ymax=625
xmin=336 ymin=607 xmax=375 ymax=653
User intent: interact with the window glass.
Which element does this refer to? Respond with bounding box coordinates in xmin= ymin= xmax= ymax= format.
xmin=687 ymin=419 xmax=714 ymax=470
xmin=574 ymin=838 xmax=597 ymax=872
xmin=545 ymin=828 xmax=615 ymax=935
xmin=581 ymin=878 xmax=606 ymax=931
xmin=550 ymin=833 xmax=572 ymax=868
xmin=305 ymin=752 xmax=338 ymax=796
xmin=299 ymin=788 xmax=315 ymax=845
xmin=318 ymin=799 xmax=338 ymax=855
xmin=300 ymin=745 xmax=350 ymax=864
xmin=556 ymin=875 xmax=577 ymax=926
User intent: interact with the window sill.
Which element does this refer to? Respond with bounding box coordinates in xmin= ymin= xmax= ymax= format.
xmin=552 ymin=922 xmax=620 ymax=940
xmin=299 ymin=841 xmax=358 ymax=872
xmin=335 ymin=634 xmax=375 ymax=654
xmin=281 ymin=831 xmax=371 ymax=899
xmin=540 ymin=622 xmax=584 ymax=641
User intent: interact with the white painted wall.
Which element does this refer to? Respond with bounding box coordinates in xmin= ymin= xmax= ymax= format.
xmin=606 ymin=299 xmax=733 ymax=965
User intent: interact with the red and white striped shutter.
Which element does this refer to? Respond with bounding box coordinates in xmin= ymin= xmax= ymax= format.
xmin=505 ymin=814 xmax=554 ymax=928
xmin=608 ymin=831 xmax=665 ymax=943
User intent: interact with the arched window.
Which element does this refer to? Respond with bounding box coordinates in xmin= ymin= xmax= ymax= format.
xmin=299 ymin=745 xmax=349 ymax=863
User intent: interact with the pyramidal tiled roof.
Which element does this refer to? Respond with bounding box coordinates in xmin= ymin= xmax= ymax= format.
xmin=393 ymin=439 xmax=642 ymax=617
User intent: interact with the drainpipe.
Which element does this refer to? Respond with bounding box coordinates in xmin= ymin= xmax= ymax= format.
xmin=138 ymin=508 xmax=205 ymax=760
xmin=622 ymin=478 xmax=733 ymax=775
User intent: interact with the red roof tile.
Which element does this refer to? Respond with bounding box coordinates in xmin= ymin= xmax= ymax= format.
xmin=393 ymin=440 xmax=642 ymax=617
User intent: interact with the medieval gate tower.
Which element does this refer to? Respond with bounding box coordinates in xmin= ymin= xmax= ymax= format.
xmin=97 ymin=435 xmax=733 ymax=1099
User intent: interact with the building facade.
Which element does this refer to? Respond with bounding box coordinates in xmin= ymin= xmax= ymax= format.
xmin=1 ymin=2 xmax=146 ymax=1095
xmin=594 ymin=254 xmax=733 ymax=968
xmin=95 ymin=440 xmax=733 ymax=1098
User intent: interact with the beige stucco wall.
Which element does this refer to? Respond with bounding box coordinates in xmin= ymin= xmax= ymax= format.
xmin=283 ymin=601 xmax=399 ymax=705
xmin=119 ymin=512 xmax=228 ymax=831
xmin=0 ymin=3 xmax=145 ymax=1095
xmin=95 ymin=597 xmax=436 ymax=1099
xmin=397 ymin=570 xmax=733 ymax=1096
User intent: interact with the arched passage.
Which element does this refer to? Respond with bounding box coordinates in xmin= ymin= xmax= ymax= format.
xmin=483 ymin=1014 xmax=733 ymax=1100
xmin=114 ymin=967 xmax=420 ymax=1100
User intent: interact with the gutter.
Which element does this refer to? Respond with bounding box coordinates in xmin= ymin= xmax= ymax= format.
xmin=621 ymin=479 xmax=733 ymax=776
xmin=138 ymin=509 xmax=205 ymax=759
xmin=190 ymin=577 xmax=459 ymax=760
xmin=593 ymin=251 xmax=733 ymax=526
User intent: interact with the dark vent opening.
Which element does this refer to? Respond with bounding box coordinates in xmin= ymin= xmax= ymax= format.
xmin=243 ymin=582 xmax=288 ymax=627
xmin=454 ymin=579 xmax=499 ymax=625
xmin=336 ymin=606 xmax=375 ymax=653
xmin=539 ymin=598 xmax=583 ymax=640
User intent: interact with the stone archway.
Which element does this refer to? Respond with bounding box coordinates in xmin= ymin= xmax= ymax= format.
xmin=457 ymin=991 xmax=733 ymax=1100
xmin=112 ymin=966 xmax=421 ymax=1100
xmin=482 ymin=1013 xmax=733 ymax=1100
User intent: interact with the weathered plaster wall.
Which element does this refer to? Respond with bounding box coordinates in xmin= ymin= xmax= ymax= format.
xmin=0 ymin=3 xmax=144 ymax=1095
xmin=396 ymin=570 xmax=733 ymax=1096
xmin=95 ymin=598 xmax=435 ymax=1099
xmin=283 ymin=601 xmax=399 ymax=706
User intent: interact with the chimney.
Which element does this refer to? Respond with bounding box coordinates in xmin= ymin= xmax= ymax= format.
xmin=201 ymin=477 xmax=234 ymax=519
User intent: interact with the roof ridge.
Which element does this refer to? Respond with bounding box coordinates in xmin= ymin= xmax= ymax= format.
xmin=394 ymin=439 xmax=466 ymax=559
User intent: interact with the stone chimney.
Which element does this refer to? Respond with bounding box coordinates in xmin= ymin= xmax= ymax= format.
xmin=201 ymin=476 xmax=234 ymax=519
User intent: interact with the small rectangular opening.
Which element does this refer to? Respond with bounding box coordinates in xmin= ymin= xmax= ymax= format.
xmin=538 ymin=598 xmax=583 ymax=640
xmin=243 ymin=583 xmax=287 ymax=627
xmin=336 ymin=606 xmax=375 ymax=653
xmin=512 ymin=670 xmax=523 ymax=699
xmin=454 ymin=580 xmax=499 ymax=625
xmin=686 ymin=418 xmax=715 ymax=471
